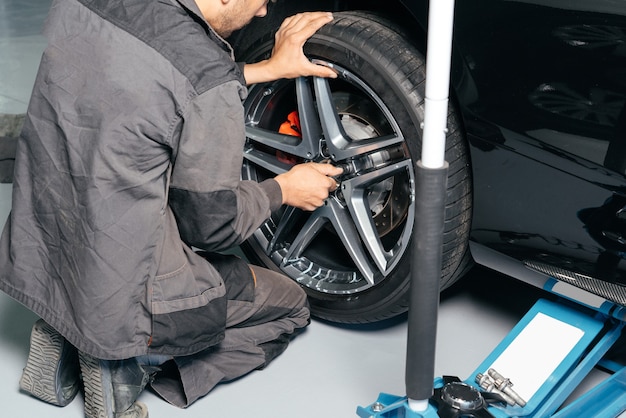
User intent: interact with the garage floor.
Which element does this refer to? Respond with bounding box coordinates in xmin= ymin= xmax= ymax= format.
xmin=0 ymin=1 xmax=623 ymax=417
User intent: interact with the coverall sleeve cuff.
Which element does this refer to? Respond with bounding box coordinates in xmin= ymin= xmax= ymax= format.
xmin=236 ymin=62 xmax=245 ymax=74
xmin=259 ymin=179 xmax=283 ymax=213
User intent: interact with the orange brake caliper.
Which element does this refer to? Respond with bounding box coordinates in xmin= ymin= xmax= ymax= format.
xmin=277 ymin=111 xmax=302 ymax=165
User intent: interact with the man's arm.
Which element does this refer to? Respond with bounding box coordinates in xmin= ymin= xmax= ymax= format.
xmin=168 ymin=82 xmax=341 ymax=251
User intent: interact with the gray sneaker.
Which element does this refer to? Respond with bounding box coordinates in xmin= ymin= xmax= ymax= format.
xmin=19 ymin=319 xmax=80 ymax=406
xmin=79 ymin=351 xmax=154 ymax=418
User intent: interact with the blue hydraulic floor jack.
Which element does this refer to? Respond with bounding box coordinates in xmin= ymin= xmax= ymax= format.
xmin=356 ymin=150 xmax=626 ymax=418
xmin=356 ymin=295 xmax=626 ymax=418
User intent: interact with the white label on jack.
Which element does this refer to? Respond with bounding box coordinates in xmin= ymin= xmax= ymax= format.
xmin=487 ymin=312 xmax=584 ymax=403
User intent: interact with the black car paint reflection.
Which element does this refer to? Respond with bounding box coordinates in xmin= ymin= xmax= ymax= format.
xmin=447 ymin=0 xmax=626 ymax=284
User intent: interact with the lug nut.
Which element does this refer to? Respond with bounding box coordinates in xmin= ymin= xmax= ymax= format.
xmin=336 ymin=162 xmax=354 ymax=175
xmin=487 ymin=369 xmax=527 ymax=407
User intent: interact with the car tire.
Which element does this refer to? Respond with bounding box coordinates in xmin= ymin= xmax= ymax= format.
xmin=238 ymin=11 xmax=473 ymax=324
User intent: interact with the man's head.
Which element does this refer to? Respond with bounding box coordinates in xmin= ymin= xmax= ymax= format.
xmin=195 ymin=0 xmax=274 ymax=38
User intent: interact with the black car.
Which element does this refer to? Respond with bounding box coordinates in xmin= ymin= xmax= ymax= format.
xmin=229 ymin=0 xmax=626 ymax=324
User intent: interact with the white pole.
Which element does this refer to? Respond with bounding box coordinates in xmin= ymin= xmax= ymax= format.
xmin=421 ymin=0 xmax=456 ymax=169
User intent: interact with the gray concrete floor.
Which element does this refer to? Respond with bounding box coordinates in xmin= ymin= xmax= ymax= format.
xmin=0 ymin=1 xmax=623 ymax=417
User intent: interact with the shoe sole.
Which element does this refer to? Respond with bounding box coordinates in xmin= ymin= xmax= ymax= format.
xmin=79 ymin=353 xmax=149 ymax=418
xmin=19 ymin=320 xmax=79 ymax=406
xmin=80 ymin=352 xmax=113 ymax=418
xmin=129 ymin=401 xmax=149 ymax=418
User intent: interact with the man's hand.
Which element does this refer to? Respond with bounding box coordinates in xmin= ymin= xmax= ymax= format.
xmin=274 ymin=162 xmax=343 ymax=211
xmin=243 ymin=12 xmax=338 ymax=85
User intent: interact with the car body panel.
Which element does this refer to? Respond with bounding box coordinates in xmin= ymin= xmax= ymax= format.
xmin=445 ymin=0 xmax=626 ymax=285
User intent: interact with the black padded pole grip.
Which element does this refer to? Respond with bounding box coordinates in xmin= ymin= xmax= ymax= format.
xmin=405 ymin=160 xmax=449 ymax=402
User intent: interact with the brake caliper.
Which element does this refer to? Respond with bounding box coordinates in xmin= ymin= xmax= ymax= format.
xmin=276 ymin=111 xmax=302 ymax=165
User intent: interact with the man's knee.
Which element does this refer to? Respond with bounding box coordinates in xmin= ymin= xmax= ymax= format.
xmin=251 ymin=265 xmax=308 ymax=308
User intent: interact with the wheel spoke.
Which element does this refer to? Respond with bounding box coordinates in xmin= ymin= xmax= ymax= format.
xmin=295 ymin=77 xmax=323 ymax=159
xmin=267 ymin=206 xmax=304 ymax=255
xmin=312 ymin=76 xmax=347 ymax=152
xmin=245 ymin=126 xmax=309 ymax=158
xmin=313 ymin=77 xmax=406 ymax=160
xmin=341 ymin=158 xmax=415 ymax=275
xmin=243 ymin=145 xmax=293 ymax=175
xmin=282 ymin=199 xmax=377 ymax=284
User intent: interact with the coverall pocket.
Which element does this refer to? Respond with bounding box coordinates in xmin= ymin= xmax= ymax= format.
xmin=152 ymin=260 xmax=224 ymax=314
xmin=149 ymin=245 xmax=227 ymax=354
